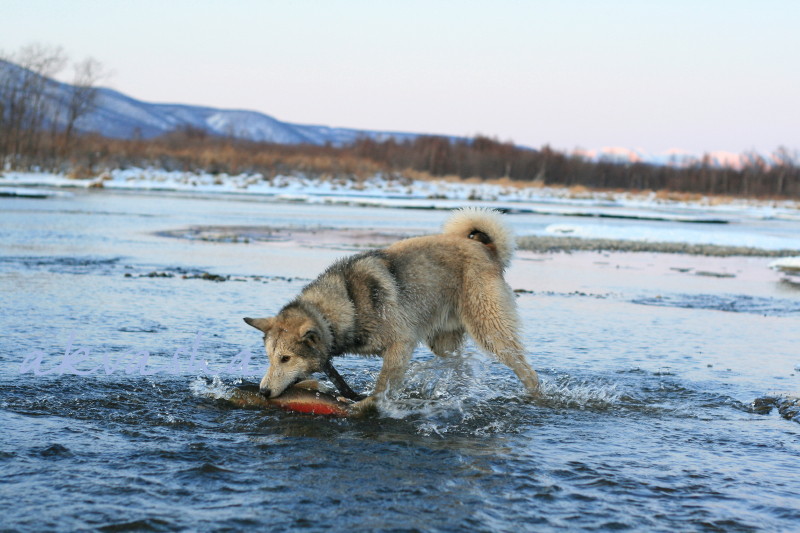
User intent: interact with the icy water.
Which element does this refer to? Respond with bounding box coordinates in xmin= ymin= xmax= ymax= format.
xmin=1 ymin=190 xmax=799 ymax=532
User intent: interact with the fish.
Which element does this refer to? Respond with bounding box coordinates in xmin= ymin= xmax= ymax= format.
xmin=227 ymin=380 xmax=353 ymax=417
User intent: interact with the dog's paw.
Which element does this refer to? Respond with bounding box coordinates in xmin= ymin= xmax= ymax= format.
xmin=521 ymin=385 xmax=546 ymax=404
xmin=348 ymin=395 xmax=379 ymax=417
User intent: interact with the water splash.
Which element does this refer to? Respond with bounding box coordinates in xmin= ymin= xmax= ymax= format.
xmin=538 ymin=374 xmax=623 ymax=410
xmin=373 ymin=353 xmax=508 ymax=435
xmin=189 ymin=375 xmax=234 ymax=401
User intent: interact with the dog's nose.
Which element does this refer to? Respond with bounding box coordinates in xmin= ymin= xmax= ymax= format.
xmin=259 ymin=387 xmax=271 ymax=398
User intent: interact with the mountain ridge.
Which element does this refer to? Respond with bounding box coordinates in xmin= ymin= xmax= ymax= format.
xmin=0 ymin=58 xmax=434 ymax=147
xmin=1 ymin=59 xmax=795 ymax=170
xmin=83 ymin=86 xmax=427 ymax=146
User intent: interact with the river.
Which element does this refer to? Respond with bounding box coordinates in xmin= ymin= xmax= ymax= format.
xmin=1 ymin=189 xmax=799 ymax=531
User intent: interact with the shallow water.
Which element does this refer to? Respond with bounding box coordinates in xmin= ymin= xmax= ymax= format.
xmin=1 ymin=190 xmax=799 ymax=532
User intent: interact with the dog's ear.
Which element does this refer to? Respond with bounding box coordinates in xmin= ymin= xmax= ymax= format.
xmin=243 ymin=317 xmax=275 ymax=333
xmin=301 ymin=328 xmax=320 ymax=345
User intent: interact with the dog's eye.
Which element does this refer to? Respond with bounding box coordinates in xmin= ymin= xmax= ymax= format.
xmin=280 ymin=356 xmax=291 ymax=364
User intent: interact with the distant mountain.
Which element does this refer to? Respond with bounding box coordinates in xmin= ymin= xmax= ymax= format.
xmin=1 ymin=59 xmax=794 ymax=169
xmin=0 ymin=59 xmax=431 ymax=146
xmin=79 ymin=88 xmax=432 ymax=145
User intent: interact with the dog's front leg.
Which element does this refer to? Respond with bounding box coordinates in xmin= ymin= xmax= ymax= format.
xmin=350 ymin=341 xmax=414 ymax=416
xmin=373 ymin=341 xmax=415 ymax=395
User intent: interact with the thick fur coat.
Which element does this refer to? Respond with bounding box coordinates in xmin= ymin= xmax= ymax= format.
xmin=244 ymin=207 xmax=539 ymax=407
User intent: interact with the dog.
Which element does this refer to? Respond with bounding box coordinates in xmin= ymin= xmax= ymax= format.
xmin=244 ymin=207 xmax=540 ymax=411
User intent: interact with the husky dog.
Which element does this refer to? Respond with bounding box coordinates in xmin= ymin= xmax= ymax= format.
xmin=244 ymin=207 xmax=539 ymax=410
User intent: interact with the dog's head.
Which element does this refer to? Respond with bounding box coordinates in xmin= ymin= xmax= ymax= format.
xmin=243 ymin=308 xmax=328 ymax=398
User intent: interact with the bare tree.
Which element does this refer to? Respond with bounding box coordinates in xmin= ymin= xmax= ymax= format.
xmin=63 ymin=57 xmax=105 ymax=152
xmin=770 ymin=147 xmax=799 ymax=196
xmin=17 ymin=44 xmax=66 ymax=159
xmin=0 ymin=43 xmax=66 ymax=165
xmin=0 ymin=53 xmax=24 ymax=161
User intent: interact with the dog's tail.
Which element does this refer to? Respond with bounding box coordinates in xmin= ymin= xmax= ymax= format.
xmin=443 ymin=207 xmax=515 ymax=269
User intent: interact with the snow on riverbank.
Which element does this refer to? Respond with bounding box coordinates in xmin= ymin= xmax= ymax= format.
xmin=770 ymin=257 xmax=800 ymax=273
xmin=4 ymin=168 xmax=800 ymax=254
xmin=3 ymin=168 xmax=799 ymax=216
xmin=770 ymin=257 xmax=800 ymax=284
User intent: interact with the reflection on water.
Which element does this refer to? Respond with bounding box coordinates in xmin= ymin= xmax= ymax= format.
xmin=1 ymin=191 xmax=799 ymax=531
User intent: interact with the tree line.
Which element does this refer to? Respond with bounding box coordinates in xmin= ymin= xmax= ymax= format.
xmin=1 ymin=44 xmax=798 ymax=199
xmin=0 ymin=44 xmax=104 ymax=167
xmin=63 ymin=131 xmax=799 ymax=199
xmin=349 ymin=137 xmax=800 ymax=198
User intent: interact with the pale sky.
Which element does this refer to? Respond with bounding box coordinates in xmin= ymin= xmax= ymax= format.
xmin=2 ymin=0 xmax=798 ymax=155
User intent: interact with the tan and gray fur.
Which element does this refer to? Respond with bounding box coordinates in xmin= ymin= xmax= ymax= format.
xmin=244 ymin=207 xmax=539 ymax=409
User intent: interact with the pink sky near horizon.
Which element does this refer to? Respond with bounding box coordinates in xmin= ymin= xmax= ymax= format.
xmin=3 ymin=0 xmax=798 ymax=156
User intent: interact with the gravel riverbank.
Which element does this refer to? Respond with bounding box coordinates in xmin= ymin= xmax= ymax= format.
xmin=159 ymin=224 xmax=800 ymax=257
xmin=516 ymin=235 xmax=800 ymax=257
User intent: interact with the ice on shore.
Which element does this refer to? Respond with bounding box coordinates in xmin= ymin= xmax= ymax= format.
xmin=3 ymin=168 xmax=800 ymax=252
xmin=0 ymin=186 xmax=73 ymax=198
xmin=770 ymin=257 xmax=800 ymax=273
xmin=3 ymin=168 xmax=799 ymax=212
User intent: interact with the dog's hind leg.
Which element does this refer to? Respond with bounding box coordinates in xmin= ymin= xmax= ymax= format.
xmin=460 ymin=277 xmax=540 ymax=395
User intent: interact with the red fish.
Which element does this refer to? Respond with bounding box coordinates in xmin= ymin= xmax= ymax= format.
xmin=228 ymin=381 xmax=353 ymax=417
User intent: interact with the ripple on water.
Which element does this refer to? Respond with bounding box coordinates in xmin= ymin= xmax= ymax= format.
xmin=3 ymin=355 xmax=798 ymax=532
xmin=0 ymin=255 xmax=123 ymax=275
xmin=632 ymin=292 xmax=800 ymax=316
xmin=189 ymin=352 xmax=768 ymax=441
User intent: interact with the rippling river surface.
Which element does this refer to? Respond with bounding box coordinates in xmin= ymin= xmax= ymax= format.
xmin=1 ymin=190 xmax=799 ymax=532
